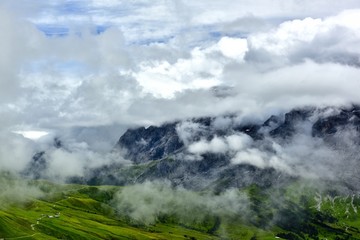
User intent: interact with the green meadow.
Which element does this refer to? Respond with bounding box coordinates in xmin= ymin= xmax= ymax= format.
xmin=1 ymin=180 xmax=360 ymax=239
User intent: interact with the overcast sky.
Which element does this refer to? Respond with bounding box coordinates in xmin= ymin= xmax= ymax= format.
xmin=1 ymin=0 xmax=360 ymax=138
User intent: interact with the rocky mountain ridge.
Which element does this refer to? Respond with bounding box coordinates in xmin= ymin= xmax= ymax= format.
xmin=24 ymin=105 xmax=360 ymax=191
xmin=117 ymin=105 xmax=360 ymax=162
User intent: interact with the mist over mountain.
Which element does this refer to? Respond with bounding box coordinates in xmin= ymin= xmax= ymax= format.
xmin=5 ymin=104 xmax=359 ymax=239
xmin=2 ymin=1 xmax=360 ymax=239
xmin=17 ymin=105 xmax=360 ymax=196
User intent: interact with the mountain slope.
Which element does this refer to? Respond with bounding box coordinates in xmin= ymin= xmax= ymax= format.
xmin=4 ymin=105 xmax=360 ymax=239
xmin=1 ymin=180 xmax=360 ymax=239
xmin=110 ymin=105 xmax=360 ymax=189
xmin=23 ymin=105 xmax=360 ymax=192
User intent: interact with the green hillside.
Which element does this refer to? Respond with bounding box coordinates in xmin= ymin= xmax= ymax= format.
xmin=0 ymin=180 xmax=360 ymax=239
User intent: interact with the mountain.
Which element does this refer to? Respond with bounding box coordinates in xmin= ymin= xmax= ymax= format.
xmin=105 ymin=105 xmax=360 ymax=190
xmin=24 ymin=105 xmax=360 ymax=192
xmin=115 ymin=122 xmax=184 ymax=163
xmin=117 ymin=105 xmax=360 ymax=162
xmin=5 ymin=105 xmax=360 ymax=239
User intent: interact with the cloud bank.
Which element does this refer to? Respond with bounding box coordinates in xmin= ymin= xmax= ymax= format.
xmin=0 ymin=2 xmax=359 ymax=133
xmin=0 ymin=1 xmax=360 ymax=184
xmin=112 ymin=181 xmax=249 ymax=225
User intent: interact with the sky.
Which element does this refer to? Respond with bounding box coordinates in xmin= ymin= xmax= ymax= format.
xmin=1 ymin=0 xmax=360 ymax=144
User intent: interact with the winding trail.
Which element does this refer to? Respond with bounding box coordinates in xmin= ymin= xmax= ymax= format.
xmin=3 ymin=233 xmax=39 ymax=239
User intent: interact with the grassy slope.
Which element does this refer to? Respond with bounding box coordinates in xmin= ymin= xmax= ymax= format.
xmin=1 ymin=181 xmax=360 ymax=239
xmin=0 ymin=183 xmax=221 ymax=240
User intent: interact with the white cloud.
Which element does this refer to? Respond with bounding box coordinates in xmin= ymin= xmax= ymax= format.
xmin=231 ymin=149 xmax=266 ymax=168
xmin=113 ymin=181 xmax=249 ymax=225
xmin=218 ymin=37 xmax=248 ymax=60
xmin=90 ymin=0 xmax=122 ymax=8
xmin=188 ymin=134 xmax=253 ymax=155
xmin=0 ymin=2 xmax=360 ymax=154
xmin=226 ymin=134 xmax=253 ymax=151
xmin=134 ymin=47 xmax=223 ymax=98
xmin=46 ymin=149 xmax=86 ymax=179
xmin=0 ymin=133 xmax=33 ymax=172
xmin=0 ymin=7 xmax=43 ymax=104
xmin=42 ymin=140 xmax=130 ymax=181
xmin=185 ymin=0 xmax=360 ymax=25
xmin=188 ymin=138 xmax=221 ymax=155
xmin=326 ymin=9 xmax=360 ymax=29
xmin=248 ymin=17 xmax=325 ymax=56
xmin=176 ymin=121 xmax=206 ymax=145
xmin=247 ymin=9 xmax=360 ymax=66
xmin=14 ymin=131 xmax=49 ymax=140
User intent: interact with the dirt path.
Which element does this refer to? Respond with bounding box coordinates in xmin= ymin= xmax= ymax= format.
xmin=3 ymin=233 xmax=39 ymax=239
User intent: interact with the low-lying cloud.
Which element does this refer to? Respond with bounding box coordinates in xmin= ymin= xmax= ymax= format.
xmin=188 ymin=134 xmax=253 ymax=155
xmin=112 ymin=181 xmax=249 ymax=225
xmin=0 ymin=132 xmax=34 ymax=173
xmin=0 ymin=129 xmax=130 ymax=182
xmin=0 ymin=173 xmax=44 ymax=208
xmin=177 ymin=112 xmax=360 ymax=188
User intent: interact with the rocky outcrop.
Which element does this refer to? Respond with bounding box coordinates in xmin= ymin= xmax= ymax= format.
xmin=116 ymin=122 xmax=184 ymax=163
xmin=115 ymin=105 xmax=360 ymax=164
xmin=312 ymin=105 xmax=360 ymax=137
xmin=22 ymin=138 xmax=63 ymax=179
xmin=270 ymin=108 xmax=314 ymax=138
xmin=22 ymin=151 xmax=47 ymax=179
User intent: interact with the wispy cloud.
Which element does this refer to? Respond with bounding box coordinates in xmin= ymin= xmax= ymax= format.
xmin=0 ymin=0 xmax=360 ymax=151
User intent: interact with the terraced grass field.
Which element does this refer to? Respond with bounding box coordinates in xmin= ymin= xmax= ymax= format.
xmin=0 ymin=183 xmax=218 ymax=239
xmin=1 ymin=180 xmax=360 ymax=239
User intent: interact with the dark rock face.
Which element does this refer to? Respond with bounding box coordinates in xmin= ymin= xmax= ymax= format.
xmin=22 ymin=137 xmax=63 ymax=180
xmin=53 ymin=137 xmax=62 ymax=148
xmin=118 ymin=107 xmax=345 ymax=164
xmin=116 ymin=122 xmax=184 ymax=163
xmin=105 ymin=105 xmax=360 ymax=190
xmin=312 ymin=106 xmax=360 ymax=137
xmin=116 ymin=108 xmax=319 ymax=164
xmin=26 ymin=105 xmax=360 ymax=191
xmin=80 ymin=153 xmax=292 ymax=191
xmin=270 ymin=108 xmax=314 ymax=138
xmin=23 ymin=151 xmax=47 ymax=179
xmin=263 ymin=115 xmax=282 ymax=127
xmin=115 ymin=107 xmax=360 ymax=160
xmin=116 ymin=115 xmax=259 ymax=163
